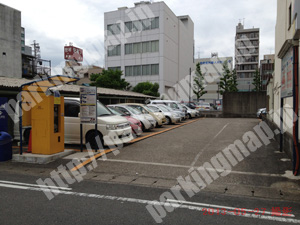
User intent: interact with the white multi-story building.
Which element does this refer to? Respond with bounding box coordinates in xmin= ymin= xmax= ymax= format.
xmin=104 ymin=1 xmax=194 ymax=100
xmin=235 ymin=23 xmax=260 ymax=92
xmin=195 ymin=56 xmax=233 ymax=103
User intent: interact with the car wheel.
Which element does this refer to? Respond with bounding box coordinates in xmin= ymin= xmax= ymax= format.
xmin=86 ymin=131 xmax=104 ymax=150
xmin=166 ymin=116 xmax=171 ymax=125
xmin=188 ymin=114 xmax=192 ymax=119
xmin=141 ymin=122 xmax=146 ymax=132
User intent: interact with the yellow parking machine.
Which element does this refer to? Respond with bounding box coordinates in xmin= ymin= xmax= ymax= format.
xmin=20 ymin=75 xmax=78 ymax=155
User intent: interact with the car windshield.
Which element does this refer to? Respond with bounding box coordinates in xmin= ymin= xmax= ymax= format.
xmin=108 ymin=107 xmax=124 ymax=116
xmin=163 ymin=105 xmax=175 ymax=111
xmin=144 ymin=105 xmax=154 ymax=113
xmin=126 ymin=106 xmax=142 ymax=115
xmin=156 ymin=105 xmax=168 ymax=112
xmin=168 ymin=102 xmax=180 ymax=110
xmin=148 ymin=106 xmax=160 ymax=112
xmin=97 ymin=101 xmax=113 ymax=116
xmin=157 ymin=105 xmax=172 ymax=112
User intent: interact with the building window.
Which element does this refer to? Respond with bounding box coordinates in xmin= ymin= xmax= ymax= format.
xmin=125 ymin=40 xmax=159 ymax=55
xmin=142 ymin=19 xmax=151 ymax=31
xmin=125 ymin=43 xmax=133 ymax=54
xmin=125 ymin=64 xmax=159 ymax=76
xmin=151 ymin=17 xmax=159 ymax=29
xmin=107 ymin=23 xmax=121 ymax=36
xmin=142 ymin=65 xmax=151 ymax=75
xmin=151 ymin=40 xmax=159 ymax=52
xmin=142 ymin=41 xmax=151 ymax=53
xmin=133 ymin=65 xmax=141 ymax=76
xmin=125 ymin=21 xmax=132 ymax=33
xmin=125 ymin=66 xmax=133 ymax=76
xmin=133 ymin=43 xmax=142 ymax=54
xmin=108 ymin=66 xmax=121 ymax=71
xmin=125 ymin=17 xmax=159 ymax=33
xmin=107 ymin=45 xmax=121 ymax=56
xmin=133 ymin=20 xmax=142 ymax=32
xmin=21 ymin=33 xmax=25 ymax=38
xmin=151 ymin=64 xmax=159 ymax=75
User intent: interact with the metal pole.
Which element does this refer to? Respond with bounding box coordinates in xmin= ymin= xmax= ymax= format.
xmin=280 ymin=98 xmax=283 ymax=152
xmin=189 ymin=67 xmax=192 ymax=102
xmin=95 ymin=87 xmax=98 ymax=152
xmin=293 ymin=45 xmax=299 ymax=175
xmin=19 ymin=98 xmax=23 ymax=155
xmin=80 ymin=124 xmax=83 ymax=152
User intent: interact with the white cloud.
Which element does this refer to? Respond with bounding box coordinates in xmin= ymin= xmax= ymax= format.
xmin=1 ymin=0 xmax=277 ymax=72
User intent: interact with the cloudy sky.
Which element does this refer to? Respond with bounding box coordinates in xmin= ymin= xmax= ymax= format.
xmin=2 ymin=0 xmax=277 ymax=74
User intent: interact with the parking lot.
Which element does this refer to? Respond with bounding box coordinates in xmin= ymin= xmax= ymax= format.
xmin=61 ymin=117 xmax=300 ymax=202
xmin=2 ymin=117 xmax=300 ymax=224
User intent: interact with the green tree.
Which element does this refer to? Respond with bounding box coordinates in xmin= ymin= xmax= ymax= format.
xmin=90 ymin=69 xmax=131 ymax=90
xmin=193 ymin=62 xmax=207 ymax=101
xmin=132 ymin=81 xmax=160 ymax=97
xmin=230 ymin=68 xmax=238 ymax=92
xmin=252 ymin=69 xmax=262 ymax=92
xmin=219 ymin=60 xmax=238 ymax=94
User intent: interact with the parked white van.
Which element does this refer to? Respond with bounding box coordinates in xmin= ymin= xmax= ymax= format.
xmin=14 ymin=98 xmax=134 ymax=148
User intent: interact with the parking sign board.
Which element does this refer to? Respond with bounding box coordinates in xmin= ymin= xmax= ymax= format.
xmin=80 ymin=87 xmax=97 ymax=124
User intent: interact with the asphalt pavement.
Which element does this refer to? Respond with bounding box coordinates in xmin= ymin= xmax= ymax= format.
xmin=0 ymin=118 xmax=300 ymax=224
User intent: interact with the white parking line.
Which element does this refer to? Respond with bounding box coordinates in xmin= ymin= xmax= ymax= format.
xmin=0 ymin=182 xmax=299 ymax=224
xmin=0 ymin=180 xmax=72 ymax=190
xmin=166 ymin=199 xmax=295 ymax=217
xmin=100 ymin=159 xmax=288 ymax=178
xmin=190 ymin=123 xmax=230 ymax=167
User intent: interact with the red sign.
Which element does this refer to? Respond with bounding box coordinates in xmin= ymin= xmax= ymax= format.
xmin=64 ymin=46 xmax=83 ymax=62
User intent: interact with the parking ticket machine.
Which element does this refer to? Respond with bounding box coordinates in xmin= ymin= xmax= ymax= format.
xmin=20 ymin=75 xmax=78 ymax=155
xmin=31 ymin=94 xmax=64 ymax=155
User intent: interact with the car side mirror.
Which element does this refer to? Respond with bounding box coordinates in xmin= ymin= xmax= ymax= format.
xmin=159 ymin=110 xmax=162 ymax=112
xmin=125 ymin=111 xmax=130 ymax=116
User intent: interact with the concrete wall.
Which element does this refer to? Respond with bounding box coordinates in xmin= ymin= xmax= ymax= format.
xmin=223 ymin=91 xmax=267 ymax=117
xmin=0 ymin=4 xmax=22 ymax=78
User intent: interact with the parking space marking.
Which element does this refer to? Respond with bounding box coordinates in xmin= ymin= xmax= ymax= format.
xmin=71 ymin=119 xmax=202 ymax=172
xmin=71 ymin=148 xmax=117 ymax=172
xmin=99 ymin=159 xmax=289 ymax=178
xmin=190 ymin=122 xmax=229 ymax=167
xmin=129 ymin=119 xmax=201 ymax=144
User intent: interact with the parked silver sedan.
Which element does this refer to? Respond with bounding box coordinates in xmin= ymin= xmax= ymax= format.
xmin=180 ymin=104 xmax=199 ymax=118
xmin=108 ymin=105 xmax=156 ymax=131
xmin=147 ymin=104 xmax=181 ymax=124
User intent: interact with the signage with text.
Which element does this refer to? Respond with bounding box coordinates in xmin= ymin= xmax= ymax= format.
xmin=80 ymin=87 xmax=97 ymax=124
xmin=281 ymin=47 xmax=293 ymax=98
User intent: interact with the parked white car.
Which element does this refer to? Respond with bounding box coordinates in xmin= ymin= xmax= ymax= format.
xmin=147 ymin=104 xmax=180 ymax=124
xmin=150 ymin=100 xmax=186 ymax=120
xmin=63 ymin=98 xmax=134 ymax=148
xmin=180 ymin=104 xmax=198 ymax=118
xmin=108 ymin=104 xmax=155 ymax=131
